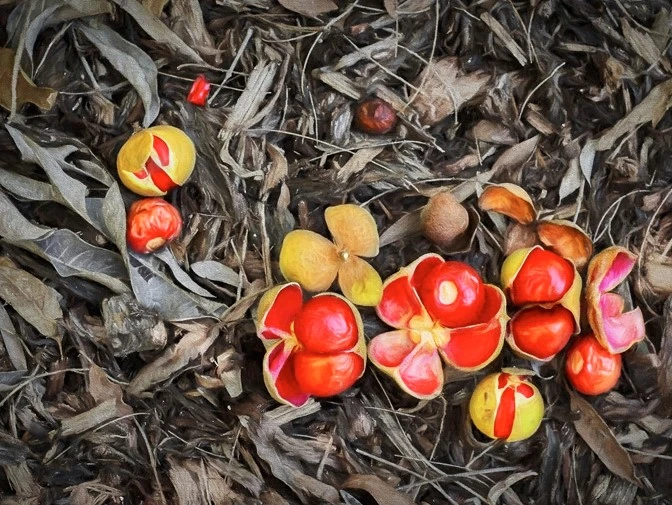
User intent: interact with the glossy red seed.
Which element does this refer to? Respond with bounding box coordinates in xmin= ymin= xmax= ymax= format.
xmin=293 ymin=295 xmax=358 ymax=353
xmin=565 ymin=334 xmax=622 ymax=395
xmin=511 ymin=248 xmax=574 ymax=305
xmin=510 ymin=305 xmax=575 ymax=359
xmin=293 ymin=352 xmax=364 ymax=397
xmin=417 ymin=261 xmax=486 ymax=327
xmin=354 ymin=98 xmax=397 ymax=135
xmin=126 ymin=198 xmax=183 ymax=254
xmin=187 ymin=74 xmax=211 ymax=106
xmin=494 ymin=386 xmax=516 ymax=439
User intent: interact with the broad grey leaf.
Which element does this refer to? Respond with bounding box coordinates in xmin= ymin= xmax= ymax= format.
xmin=24 ymin=0 xmax=111 ymax=61
xmin=154 ymin=249 xmax=215 ymax=298
xmin=6 ymin=125 xmax=102 ymax=233
xmin=129 ymin=252 xmax=225 ymax=321
xmin=0 ymin=190 xmax=129 ymax=293
xmin=109 ymin=0 xmax=206 ymax=64
xmin=0 ymin=168 xmax=62 ymax=203
xmin=77 ymin=21 xmax=160 ymax=128
xmin=0 ymin=258 xmax=63 ymax=339
xmin=74 ymin=159 xmax=116 ymax=187
xmin=191 ymin=260 xmax=240 ymax=287
xmin=0 ymin=304 xmax=27 ymax=371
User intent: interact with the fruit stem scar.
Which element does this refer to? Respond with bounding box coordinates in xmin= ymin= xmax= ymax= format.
xmin=338 ymin=249 xmax=350 ymax=261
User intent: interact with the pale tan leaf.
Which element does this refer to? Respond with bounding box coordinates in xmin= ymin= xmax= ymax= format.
xmin=651 ymin=9 xmax=672 ymax=51
xmin=472 ymin=120 xmax=517 ymax=145
xmin=141 ymin=0 xmax=168 ymax=16
xmin=383 ymin=0 xmax=398 ymax=18
xmin=59 ymin=398 xmax=132 ymax=437
xmin=658 ymin=298 xmax=672 ymax=416
xmin=343 ymin=474 xmax=414 ymax=505
xmin=480 ymin=12 xmax=528 ymax=66
xmin=570 ymin=391 xmax=642 ymax=486
xmin=488 ymin=470 xmax=537 ymax=504
xmin=261 ymin=144 xmax=289 ymax=196
xmin=595 ymin=78 xmax=672 ymax=151
xmin=411 ymin=57 xmax=490 ymax=125
xmin=491 ymin=135 xmax=539 ymax=176
xmin=621 ymin=18 xmax=667 ymax=68
xmin=336 ymin=146 xmax=385 ymax=182
xmin=379 ymin=208 xmax=422 ymax=247
xmin=278 ymin=0 xmax=337 ymax=18
xmin=127 ymin=323 xmax=217 ymax=395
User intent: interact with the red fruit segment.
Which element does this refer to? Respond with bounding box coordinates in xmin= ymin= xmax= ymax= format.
xmin=145 ymin=157 xmax=177 ymax=192
xmin=368 ymin=330 xmax=418 ymax=368
xmin=509 ymin=305 xmax=574 ymax=360
xmin=511 ymin=248 xmax=574 ymax=305
xmin=293 ymin=295 xmax=358 ymax=353
xmin=516 ymin=383 xmax=534 ymax=398
xmin=436 ymin=285 xmax=505 ymax=370
xmin=397 ymin=343 xmax=443 ymax=398
xmin=187 ymin=75 xmax=211 ymax=106
xmin=377 ymin=276 xmax=427 ymax=329
xmin=266 ymin=341 xmax=309 ymax=407
xmin=565 ymin=334 xmax=622 ymax=395
xmin=409 ymin=255 xmax=445 ymax=291
xmin=152 ymin=135 xmax=171 ymax=165
xmin=260 ymin=284 xmax=303 ymax=340
xmin=494 ymin=387 xmax=516 ymax=439
xmin=417 ymin=261 xmax=485 ymax=328
xmin=293 ymin=351 xmax=364 ymax=397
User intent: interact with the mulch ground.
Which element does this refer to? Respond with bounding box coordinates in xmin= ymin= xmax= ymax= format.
xmin=1 ymin=1 xmax=672 ymax=504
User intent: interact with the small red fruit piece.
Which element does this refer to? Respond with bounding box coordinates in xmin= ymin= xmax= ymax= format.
xmin=510 ymin=248 xmax=574 ymax=305
xmin=354 ymin=98 xmax=397 ymax=135
xmin=565 ymin=334 xmax=622 ymax=395
xmin=187 ymin=74 xmax=211 ymax=106
xmin=127 ymin=198 xmax=182 ymax=254
xmin=417 ymin=261 xmax=486 ymax=328
xmin=293 ymin=295 xmax=359 ymax=353
xmin=293 ymin=352 xmax=365 ymax=397
xmin=509 ymin=305 xmax=575 ymax=360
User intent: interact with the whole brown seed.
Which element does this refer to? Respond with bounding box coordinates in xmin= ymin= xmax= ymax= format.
xmin=354 ymin=98 xmax=397 ymax=134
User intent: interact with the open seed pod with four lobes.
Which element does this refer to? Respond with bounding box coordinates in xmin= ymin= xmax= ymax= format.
xmin=255 ymin=283 xmax=367 ymax=407
xmin=565 ymin=333 xmax=622 ymax=396
xmin=500 ymin=246 xmax=582 ymax=361
xmin=586 ymin=246 xmax=645 ymax=353
xmin=367 ymin=254 xmax=507 ymax=400
xmin=279 ymin=204 xmax=383 ymax=306
xmin=117 ymin=125 xmax=196 ymax=196
xmin=126 ymin=198 xmax=183 ymax=254
xmin=469 ymin=368 xmax=544 ymax=442
xmin=478 ymin=183 xmax=593 ymax=268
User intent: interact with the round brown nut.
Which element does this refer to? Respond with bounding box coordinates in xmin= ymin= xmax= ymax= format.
xmin=421 ymin=191 xmax=469 ymax=249
xmin=354 ymin=98 xmax=397 ymax=135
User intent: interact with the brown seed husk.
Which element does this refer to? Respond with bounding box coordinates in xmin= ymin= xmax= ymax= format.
xmin=421 ymin=191 xmax=469 ymax=249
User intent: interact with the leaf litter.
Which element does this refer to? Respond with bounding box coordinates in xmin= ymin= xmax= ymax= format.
xmin=0 ymin=1 xmax=672 ymax=504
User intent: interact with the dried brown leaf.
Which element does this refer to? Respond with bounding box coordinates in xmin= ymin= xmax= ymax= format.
xmin=0 ymin=48 xmax=57 ymax=112
xmin=480 ymin=12 xmax=528 ymax=66
xmin=643 ymin=257 xmax=672 ymax=295
xmin=278 ymin=0 xmax=337 ymax=18
xmin=127 ymin=322 xmax=217 ymax=395
xmin=570 ymin=391 xmax=642 ymax=486
xmin=472 ymin=120 xmax=517 ymax=145
xmin=658 ymin=298 xmax=672 ymax=416
xmin=621 ymin=18 xmax=667 ymax=68
xmin=59 ymin=398 xmax=131 ymax=437
xmin=261 ymin=144 xmax=289 ymax=196
xmin=411 ymin=57 xmax=490 ymax=125
xmin=595 ymin=78 xmax=672 ymax=151
xmin=488 ymin=470 xmax=537 ymax=504
xmin=142 ymin=0 xmax=168 ymax=16
xmin=379 ymin=208 xmax=422 ymax=247
xmin=491 ymin=135 xmax=539 ymax=178
xmin=336 ymin=146 xmax=385 ymax=182
xmin=342 ymin=474 xmax=414 ymax=505
xmin=383 ymin=0 xmax=398 ymax=18
xmin=651 ymin=9 xmax=672 ymax=51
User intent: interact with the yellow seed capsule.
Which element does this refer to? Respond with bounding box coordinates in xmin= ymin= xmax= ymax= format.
xmin=469 ymin=370 xmax=544 ymax=442
xmin=117 ymin=125 xmax=196 ymax=196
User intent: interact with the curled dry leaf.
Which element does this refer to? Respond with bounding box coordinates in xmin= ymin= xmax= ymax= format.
xmin=410 ymin=57 xmax=490 ymax=125
xmin=491 ymin=135 xmax=540 ymax=178
xmin=472 ymin=119 xmax=517 ymax=145
xmin=537 ymin=220 xmax=593 ymax=269
xmin=0 ymin=48 xmax=57 ymax=112
xmin=479 ymin=184 xmax=537 ymax=225
xmin=342 ymin=474 xmax=414 ymax=505
xmin=278 ymin=0 xmax=337 ymax=18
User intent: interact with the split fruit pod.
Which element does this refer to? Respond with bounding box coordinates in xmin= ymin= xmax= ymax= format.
xmin=469 ymin=369 xmax=544 ymax=442
xmin=117 ymin=125 xmax=196 ymax=197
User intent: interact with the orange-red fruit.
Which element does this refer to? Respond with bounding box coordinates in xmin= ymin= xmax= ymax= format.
xmin=354 ymin=98 xmax=397 ymax=135
xmin=293 ymin=296 xmax=359 ymax=353
xmin=565 ymin=334 xmax=622 ymax=395
xmin=294 ymin=352 xmax=365 ymax=397
xmin=127 ymin=198 xmax=182 ymax=254
xmin=509 ymin=306 xmax=575 ymax=360
xmin=510 ymin=248 xmax=574 ymax=305
xmin=417 ymin=261 xmax=486 ymax=327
